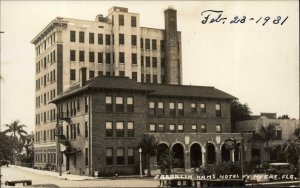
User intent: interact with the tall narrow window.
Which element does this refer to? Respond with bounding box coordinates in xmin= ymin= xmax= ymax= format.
xmin=70 ymin=69 xmax=76 ymax=81
xmin=79 ymin=31 xmax=84 ymax=43
xmin=216 ymin=124 xmax=222 ymax=133
xmin=89 ymin=71 xmax=94 ymax=79
xmin=105 ymin=122 xmax=113 ymax=137
xmin=89 ymin=52 xmax=95 ymax=62
xmin=116 ymin=122 xmax=124 ymax=137
xmin=70 ymin=50 xmax=76 ymax=61
xmin=149 ymin=101 xmax=155 ymax=115
xmin=169 ymin=124 xmax=175 ymax=132
xmin=178 ymin=102 xmax=184 ymax=116
xmin=119 ymin=34 xmax=125 ymax=45
xmin=127 ymin=97 xmax=134 ymax=112
xmin=127 ymin=122 xmax=134 ymax=137
xmin=98 ymin=52 xmax=103 ymax=63
xmin=146 ymin=57 xmax=150 ymax=67
xmin=132 ymin=53 xmax=137 ymax=64
xmin=85 ymin=148 xmax=88 ymax=166
xmin=170 ymin=102 xmax=175 ymax=116
xmin=160 ymin=40 xmax=165 ymax=51
xmin=191 ymin=103 xmax=197 ymax=113
xmin=79 ymin=51 xmax=84 ymax=62
xmin=131 ymin=35 xmax=137 ymax=46
xmin=128 ymin=148 xmax=135 ymax=165
xmin=105 ymin=35 xmax=110 ymax=45
xmin=85 ymin=122 xmax=88 ymax=138
xmin=152 ymin=39 xmax=157 ymax=50
xmin=200 ymin=103 xmax=206 ymax=113
xmin=192 ymin=124 xmax=197 ymax=132
xmin=116 ymin=97 xmax=124 ymax=112
xmin=131 ymin=16 xmax=136 ymax=27
xmin=146 ymin=74 xmax=151 ymax=83
xmin=105 ymin=96 xmax=113 ymax=112
xmin=89 ymin=33 xmax=94 ymax=44
xmin=106 ymin=53 xmax=111 ymax=64
xmin=70 ymin=31 xmax=76 ymax=42
xmin=119 ymin=52 xmax=125 ymax=63
xmin=119 ymin=15 xmax=124 ymax=26
xmin=106 ymin=148 xmax=113 ymax=165
xmin=157 ymin=102 xmax=164 ymax=115
xmin=85 ymin=96 xmax=88 ymax=113
xmin=216 ymin=104 xmax=221 ymax=117
xmin=152 ymin=57 xmax=157 ymax=67
xmin=119 ymin=71 xmax=125 ymax=77
xmin=98 ymin=34 xmax=103 ymax=44
xmin=132 ymin=72 xmax=137 ymax=81
xmin=145 ymin=39 xmax=150 ymax=49
xmin=116 ymin=148 xmax=125 ymax=165
xmin=158 ymin=124 xmax=165 ymax=132
xmin=140 ymin=38 xmax=144 ymax=48
xmin=200 ymin=124 xmax=206 ymax=133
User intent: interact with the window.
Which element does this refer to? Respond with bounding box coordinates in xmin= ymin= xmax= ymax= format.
xmin=178 ymin=102 xmax=184 ymax=116
xmin=140 ymin=38 xmax=144 ymax=48
xmin=128 ymin=148 xmax=135 ymax=165
xmin=98 ymin=52 xmax=103 ymax=63
xmin=149 ymin=124 xmax=156 ymax=132
xmin=119 ymin=15 xmax=124 ymax=26
xmin=70 ymin=31 xmax=76 ymax=42
xmin=79 ymin=31 xmax=84 ymax=43
xmin=77 ymin=123 xmax=80 ymax=135
xmin=216 ymin=104 xmax=221 ymax=117
xmin=141 ymin=74 xmax=144 ymax=82
xmin=89 ymin=33 xmax=94 ymax=44
xmin=116 ymin=122 xmax=124 ymax=137
xmin=146 ymin=74 xmax=151 ymax=83
xmin=192 ymin=124 xmax=197 ymax=132
xmin=119 ymin=71 xmax=125 ymax=77
xmin=200 ymin=103 xmax=206 ymax=113
xmin=158 ymin=124 xmax=165 ymax=132
xmin=85 ymin=96 xmax=88 ymax=113
xmin=127 ymin=122 xmax=134 ymax=137
xmin=127 ymin=97 xmax=134 ymax=112
xmin=70 ymin=50 xmax=76 ymax=61
xmin=141 ymin=56 xmax=144 ymax=66
xmin=70 ymin=69 xmax=76 ymax=80
xmin=157 ymin=102 xmax=164 ymax=115
xmin=275 ymin=127 xmax=282 ymax=140
xmin=132 ymin=72 xmax=137 ymax=81
xmin=119 ymin=52 xmax=125 ymax=63
xmin=89 ymin=52 xmax=95 ymax=62
xmin=200 ymin=124 xmax=206 ymax=133
xmin=105 ymin=122 xmax=113 ymax=137
xmin=152 ymin=39 xmax=157 ymax=50
xmin=79 ymin=51 xmax=84 ymax=62
xmin=191 ymin=103 xmax=197 ymax=113
xmin=152 ymin=57 xmax=157 ymax=67
xmin=98 ymin=34 xmax=103 ymax=44
xmin=105 ymin=96 xmax=113 ymax=112
xmin=170 ymin=102 xmax=175 ymax=116
xmin=106 ymin=53 xmax=110 ymax=64
xmin=85 ymin=122 xmax=88 ymax=138
xmin=132 ymin=53 xmax=137 ymax=64
xmin=98 ymin=71 xmax=103 ymax=76
xmin=131 ymin=16 xmax=136 ymax=27
xmin=145 ymin=39 xmax=150 ymax=49
xmin=149 ymin=101 xmax=155 ymax=115
xmin=160 ymin=40 xmax=165 ymax=51
xmin=116 ymin=97 xmax=124 ymax=112
xmin=106 ymin=148 xmax=113 ymax=165
xmin=131 ymin=35 xmax=137 ymax=46
xmin=145 ymin=57 xmax=150 ymax=67
xmin=105 ymin=34 xmax=110 ymax=45
xmin=169 ymin=124 xmax=175 ymax=132
xmin=85 ymin=148 xmax=88 ymax=166
xmin=119 ymin=34 xmax=124 ymax=45
xmin=106 ymin=71 xmax=110 ymax=76
xmin=161 ymin=58 xmax=165 ymax=68
xmin=216 ymin=124 xmax=222 ymax=133
xmin=89 ymin=71 xmax=94 ymax=79
xmin=116 ymin=148 xmax=125 ymax=165
xmin=177 ymin=124 xmax=184 ymax=133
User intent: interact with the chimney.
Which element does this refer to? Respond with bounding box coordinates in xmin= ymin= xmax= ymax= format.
xmin=79 ymin=67 xmax=87 ymax=87
xmin=164 ymin=8 xmax=180 ymax=85
xmin=95 ymin=14 xmax=105 ymax=22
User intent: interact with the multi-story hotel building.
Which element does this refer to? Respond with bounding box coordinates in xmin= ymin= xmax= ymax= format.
xmin=31 ymin=6 xmax=182 ymax=169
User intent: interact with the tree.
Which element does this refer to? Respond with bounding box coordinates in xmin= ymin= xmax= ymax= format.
xmin=0 ymin=132 xmax=13 ymax=162
xmin=230 ymin=99 xmax=252 ymax=129
xmin=157 ymin=150 xmax=175 ymax=175
xmin=139 ymin=135 xmax=158 ymax=176
xmin=3 ymin=120 xmax=28 ymax=163
xmin=281 ymin=139 xmax=299 ymax=169
xmin=278 ymin=115 xmax=290 ymax=119
xmin=254 ymin=124 xmax=276 ymax=160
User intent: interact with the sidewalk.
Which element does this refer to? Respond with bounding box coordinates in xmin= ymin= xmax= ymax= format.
xmin=10 ymin=165 xmax=96 ymax=181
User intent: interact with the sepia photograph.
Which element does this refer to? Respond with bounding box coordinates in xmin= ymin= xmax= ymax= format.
xmin=0 ymin=1 xmax=299 ymax=187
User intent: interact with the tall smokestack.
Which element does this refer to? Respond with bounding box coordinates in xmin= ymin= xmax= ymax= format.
xmin=164 ymin=8 xmax=181 ymax=85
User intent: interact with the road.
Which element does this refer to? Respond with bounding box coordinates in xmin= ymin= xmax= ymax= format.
xmin=0 ymin=166 xmax=159 ymax=187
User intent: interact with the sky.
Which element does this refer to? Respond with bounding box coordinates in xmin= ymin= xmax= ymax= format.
xmin=0 ymin=1 xmax=299 ymax=133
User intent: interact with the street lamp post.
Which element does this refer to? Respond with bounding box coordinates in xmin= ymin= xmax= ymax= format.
xmin=139 ymin=148 xmax=143 ymax=178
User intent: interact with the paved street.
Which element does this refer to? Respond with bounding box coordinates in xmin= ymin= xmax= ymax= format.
xmin=0 ymin=166 xmax=159 ymax=187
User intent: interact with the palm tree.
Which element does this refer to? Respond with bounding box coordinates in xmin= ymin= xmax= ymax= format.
xmin=3 ymin=120 xmax=28 ymax=163
xmin=253 ymin=123 xmax=276 ymax=161
xmin=281 ymin=139 xmax=298 ymax=168
xmin=139 ymin=135 xmax=158 ymax=176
